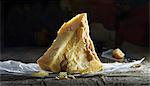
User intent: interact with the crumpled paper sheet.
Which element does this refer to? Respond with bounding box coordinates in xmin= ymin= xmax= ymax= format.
xmin=0 ymin=60 xmax=41 ymax=75
xmin=0 ymin=58 xmax=144 ymax=76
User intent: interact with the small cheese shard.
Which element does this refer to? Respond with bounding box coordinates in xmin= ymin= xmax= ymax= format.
xmin=37 ymin=13 xmax=102 ymax=73
xmin=112 ymin=48 xmax=125 ymax=59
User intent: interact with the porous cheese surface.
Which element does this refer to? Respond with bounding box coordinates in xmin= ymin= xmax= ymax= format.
xmin=37 ymin=13 xmax=102 ymax=74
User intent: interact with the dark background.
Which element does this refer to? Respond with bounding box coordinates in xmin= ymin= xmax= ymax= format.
xmin=1 ymin=0 xmax=72 ymax=47
xmin=1 ymin=0 xmax=149 ymax=53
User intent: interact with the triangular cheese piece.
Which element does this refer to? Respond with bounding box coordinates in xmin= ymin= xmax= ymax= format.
xmin=37 ymin=13 xmax=102 ymax=73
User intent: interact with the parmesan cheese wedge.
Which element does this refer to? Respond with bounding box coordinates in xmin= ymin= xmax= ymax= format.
xmin=37 ymin=13 xmax=102 ymax=73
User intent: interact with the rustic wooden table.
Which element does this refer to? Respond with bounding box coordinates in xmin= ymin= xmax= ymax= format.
xmin=0 ymin=73 xmax=150 ymax=86
xmin=0 ymin=47 xmax=150 ymax=86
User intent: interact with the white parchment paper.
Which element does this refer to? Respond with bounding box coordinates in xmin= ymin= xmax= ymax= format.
xmin=0 ymin=60 xmax=41 ymax=75
xmin=0 ymin=58 xmax=144 ymax=76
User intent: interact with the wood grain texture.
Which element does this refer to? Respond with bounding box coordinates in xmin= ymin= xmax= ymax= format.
xmin=1 ymin=75 xmax=150 ymax=86
xmin=0 ymin=76 xmax=104 ymax=86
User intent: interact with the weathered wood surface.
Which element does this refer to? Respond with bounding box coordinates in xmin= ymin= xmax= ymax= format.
xmin=0 ymin=75 xmax=104 ymax=86
xmin=0 ymin=75 xmax=150 ymax=86
xmin=0 ymin=47 xmax=150 ymax=86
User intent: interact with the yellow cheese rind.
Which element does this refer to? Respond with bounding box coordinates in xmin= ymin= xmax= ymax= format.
xmin=37 ymin=13 xmax=102 ymax=73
